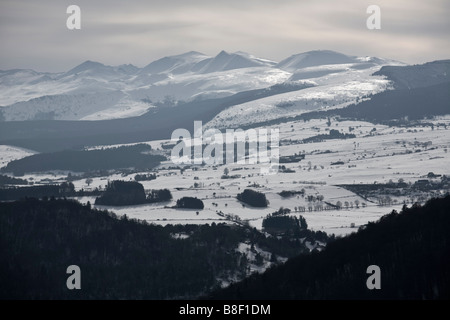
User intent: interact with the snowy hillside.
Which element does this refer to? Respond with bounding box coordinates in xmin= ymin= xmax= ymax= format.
xmin=0 ymin=50 xmax=401 ymax=121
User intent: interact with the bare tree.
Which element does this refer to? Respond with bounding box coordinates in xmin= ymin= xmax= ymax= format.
xmin=85 ymin=178 xmax=93 ymax=187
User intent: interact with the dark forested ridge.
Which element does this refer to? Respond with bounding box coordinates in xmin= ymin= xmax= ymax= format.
xmin=236 ymin=81 xmax=450 ymax=130
xmin=332 ymin=82 xmax=450 ymax=122
xmin=209 ymin=195 xmax=450 ymax=300
xmin=0 ymin=198 xmax=327 ymax=299
xmin=373 ymin=60 xmax=450 ymax=90
xmin=1 ymin=144 xmax=165 ymax=175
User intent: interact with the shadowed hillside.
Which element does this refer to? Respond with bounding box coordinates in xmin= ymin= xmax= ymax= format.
xmin=208 ymin=195 xmax=450 ymax=300
xmin=0 ymin=198 xmax=328 ymax=299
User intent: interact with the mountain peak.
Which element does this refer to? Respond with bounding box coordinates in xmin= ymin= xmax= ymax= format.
xmin=193 ymin=50 xmax=272 ymax=74
xmin=180 ymin=51 xmax=207 ymax=57
xmin=78 ymin=60 xmax=105 ymax=68
xmin=67 ymin=60 xmax=107 ymax=75
xmin=216 ymin=50 xmax=231 ymax=57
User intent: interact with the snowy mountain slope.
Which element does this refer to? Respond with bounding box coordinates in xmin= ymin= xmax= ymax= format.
xmin=79 ymin=98 xmax=154 ymax=121
xmin=206 ymin=64 xmax=393 ymax=129
xmin=1 ymin=91 xmax=125 ymax=121
xmin=131 ymin=66 xmax=291 ymax=102
xmin=0 ymin=50 xmax=401 ymax=122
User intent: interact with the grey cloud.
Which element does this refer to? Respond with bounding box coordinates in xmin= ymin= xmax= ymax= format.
xmin=0 ymin=0 xmax=448 ymax=72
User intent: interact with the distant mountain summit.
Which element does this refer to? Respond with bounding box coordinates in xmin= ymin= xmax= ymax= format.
xmin=65 ymin=60 xmax=140 ymax=78
xmin=277 ymin=50 xmax=358 ymax=71
xmin=141 ymin=50 xmax=274 ymax=75
xmin=66 ymin=60 xmax=107 ymax=75
xmin=141 ymin=51 xmax=210 ymax=74
xmin=192 ymin=50 xmax=274 ymax=73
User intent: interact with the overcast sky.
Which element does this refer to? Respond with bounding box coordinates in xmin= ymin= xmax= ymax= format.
xmin=1 ymin=0 xmax=449 ymax=72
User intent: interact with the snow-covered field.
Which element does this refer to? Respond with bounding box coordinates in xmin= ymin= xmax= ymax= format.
xmin=47 ymin=116 xmax=448 ymax=237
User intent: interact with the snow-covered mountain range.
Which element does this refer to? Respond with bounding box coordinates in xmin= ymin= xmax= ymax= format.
xmin=0 ymin=50 xmax=403 ymax=122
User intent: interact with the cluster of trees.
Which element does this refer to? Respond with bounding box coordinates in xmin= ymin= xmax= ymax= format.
xmin=270 ymin=207 xmax=292 ymax=216
xmin=237 ymin=189 xmax=268 ymax=207
xmin=134 ymin=173 xmax=157 ymax=181
xmin=221 ymin=174 xmax=242 ymax=179
xmin=302 ymin=129 xmax=356 ymax=144
xmin=377 ymin=196 xmax=394 ymax=206
xmin=210 ymin=195 xmax=450 ymax=299
xmin=176 ymin=197 xmax=204 ymax=209
xmin=0 ymin=174 xmax=28 ymax=186
xmin=147 ymin=189 xmax=172 ymax=203
xmin=278 ymin=190 xmax=305 ymax=198
xmin=333 ymin=200 xmax=364 ymax=210
xmin=279 ymin=154 xmax=305 ymax=164
xmin=0 ymin=197 xmax=330 ymax=299
xmin=262 ymin=215 xmax=308 ymax=237
xmin=95 ymin=181 xmax=173 ymax=206
xmin=0 ymin=182 xmax=78 ymax=201
xmin=95 ymin=181 xmax=146 ymax=206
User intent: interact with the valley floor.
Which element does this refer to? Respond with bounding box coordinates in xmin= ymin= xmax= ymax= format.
xmin=3 ymin=116 xmax=448 ymax=238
